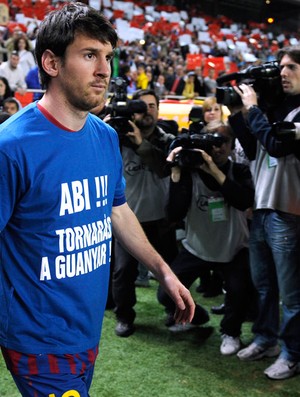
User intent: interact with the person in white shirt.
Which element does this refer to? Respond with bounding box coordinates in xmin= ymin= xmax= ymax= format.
xmin=0 ymin=50 xmax=27 ymax=93
xmin=14 ymin=36 xmax=36 ymax=77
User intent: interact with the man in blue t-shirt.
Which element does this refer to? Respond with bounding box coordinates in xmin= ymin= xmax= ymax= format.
xmin=0 ymin=4 xmax=195 ymax=396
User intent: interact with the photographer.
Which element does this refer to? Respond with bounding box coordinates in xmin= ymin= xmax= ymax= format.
xmin=227 ymin=46 xmax=300 ymax=380
xmin=157 ymin=122 xmax=257 ymax=356
xmin=112 ymin=88 xmax=179 ymax=337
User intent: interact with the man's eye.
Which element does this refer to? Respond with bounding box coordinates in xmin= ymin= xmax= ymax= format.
xmin=106 ymin=55 xmax=114 ymax=62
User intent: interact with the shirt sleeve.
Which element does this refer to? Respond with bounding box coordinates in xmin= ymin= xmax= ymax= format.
xmin=247 ymin=106 xmax=300 ymax=158
xmin=220 ymin=163 xmax=254 ymax=211
xmin=0 ymin=151 xmax=21 ymax=231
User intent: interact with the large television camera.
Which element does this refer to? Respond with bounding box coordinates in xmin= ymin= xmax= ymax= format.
xmin=169 ymin=132 xmax=229 ymax=167
xmin=216 ymin=61 xmax=284 ymax=110
xmin=105 ymin=77 xmax=147 ymax=135
xmin=168 ymin=106 xmax=228 ymax=167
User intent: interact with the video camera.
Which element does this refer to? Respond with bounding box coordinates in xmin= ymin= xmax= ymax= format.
xmin=169 ymin=132 xmax=229 ymax=167
xmin=105 ymin=77 xmax=147 ymax=135
xmin=168 ymin=106 xmax=228 ymax=167
xmin=216 ymin=61 xmax=284 ymax=110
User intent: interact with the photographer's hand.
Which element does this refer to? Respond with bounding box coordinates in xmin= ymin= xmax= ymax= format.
xmin=166 ymin=147 xmax=182 ymax=183
xmin=198 ymin=150 xmax=226 ymax=185
xmin=233 ymin=83 xmax=258 ymax=110
xmin=126 ymin=120 xmax=143 ymax=146
xmin=102 ymin=113 xmax=111 ymax=123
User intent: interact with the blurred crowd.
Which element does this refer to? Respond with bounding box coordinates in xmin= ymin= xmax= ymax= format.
xmin=0 ymin=0 xmax=300 ymax=110
xmin=104 ymin=0 xmax=300 ymax=100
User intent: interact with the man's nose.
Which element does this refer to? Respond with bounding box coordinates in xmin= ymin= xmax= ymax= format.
xmin=95 ymin=59 xmax=110 ymax=78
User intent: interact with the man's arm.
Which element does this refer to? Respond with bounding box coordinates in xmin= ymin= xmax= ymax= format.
xmin=126 ymin=120 xmax=173 ymax=178
xmin=233 ymin=84 xmax=300 ymax=157
xmin=111 ymin=202 xmax=195 ymax=324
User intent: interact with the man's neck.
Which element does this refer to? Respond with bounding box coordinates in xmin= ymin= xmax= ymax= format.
xmin=142 ymin=126 xmax=156 ymax=139
xmin=39 ymin=91 xmax=88 ymax=131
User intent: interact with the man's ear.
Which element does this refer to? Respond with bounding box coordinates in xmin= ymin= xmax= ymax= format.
xmin=41 ymin=49 xmax=60 ymax=78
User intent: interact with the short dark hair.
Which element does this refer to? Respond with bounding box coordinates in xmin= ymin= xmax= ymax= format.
xmin=277 ymin=46 xmax=300 ymax=64
xmin=0 ymin=76 xmax=13 ymax=98
xmin=35 ymin=2 xmax=118 ymax=89
xmin=132 ymin=89 xmax=160 ymax=108
xmin=3 ymin=97 xmax=20 ymax=110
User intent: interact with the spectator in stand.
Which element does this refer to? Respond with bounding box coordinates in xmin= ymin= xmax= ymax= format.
xmin=0 ymin=50 xmax=27 ymax=94
xmin=25 ymin=65 xmax=43 ymax=101
xmin=146 ymin=69 xmax=155 ymax=90
xmin=127 ymin=70 xmax=138 ymax=94
xmin=182 ymin=71 xmax=199 ymax=99
xmin=164 ymin=65 xmax=175 ymax=90
xmin=0 ymin=28 xmax=8 ymax=64
xmin=3 ymin=96 xmax=21 ymax=115
xmin=167 ymin=64 xmax=186 ymax=96
xmin=204 ymin=68 xmax=217 ymax=97
xmin=5 ymin=26 xmax=32 ymax=54
xmin=27 ymin=26 xmax=39 ymax=50
xmin=0 ymin=76 xmax=13 ymax=109
xmin=136 ymin=63 xmax=149 ymax=90
xmin=14 ymin=36 xmax=36 ymax=77
xmin=119 ymin=64 xmax=136 ymax=94
xmin=154 ymin=74 xmax=168 ymax=99
xmin=194 ymin=66 xmax=207 ymax=97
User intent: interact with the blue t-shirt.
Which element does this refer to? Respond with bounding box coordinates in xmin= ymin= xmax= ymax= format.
xmin=0 ymin=102 xmax=126 ymax=354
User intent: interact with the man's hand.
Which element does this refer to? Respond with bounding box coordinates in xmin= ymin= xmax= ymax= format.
xmin=199 ymin=149 xmax=226 ymax=185
xmin=160 ymin=273 xmax=196 ymax=324
xmin=126 ymin=120 xmax=143 ymax=146
xmin=111 ymin=202 xmax=195 ymax=325
xmin=166 ymin=146 xmax=182 ymax=182
xmin=233 ymin=84 xmax=258 ymax=110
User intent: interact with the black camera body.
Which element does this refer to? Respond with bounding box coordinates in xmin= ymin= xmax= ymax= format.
xmin=169 ymin=131 xmax=228 ymax=167
xmin=168 ymin=105 xmax=228 ymax=167
xmin=216 ymin=61 xmax=284 ymax=109
xmin=187 ymin=106 xmax=206 ymax=135
xmin=106 ymin=77 xmax=147 ymax=136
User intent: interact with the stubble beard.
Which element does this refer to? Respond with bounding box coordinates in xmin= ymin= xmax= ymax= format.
xmin=59 ymin=73 xmax=106 ymax=112
xmin=135 ymin=114 xmax=155 ymax=131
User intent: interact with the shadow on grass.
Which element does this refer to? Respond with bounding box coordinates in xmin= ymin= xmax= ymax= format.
xmin=134 ymin=323 xmax=214 ymax=345
xmin=98 ymin=290 xmax=300 ymax=397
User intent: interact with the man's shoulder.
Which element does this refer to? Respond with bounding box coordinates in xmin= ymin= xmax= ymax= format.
xmin=0 ymin=61 xmax=7 ymax=70
xmin=1 ymin=102 xmax=36 ymax=128
xmin=87 ymin=113 xmax=119 ymax=138
xmin=230 ymin=160 xmax=252 ymax=177
xmin=156 ymin=120 xmax=178 ymax=137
